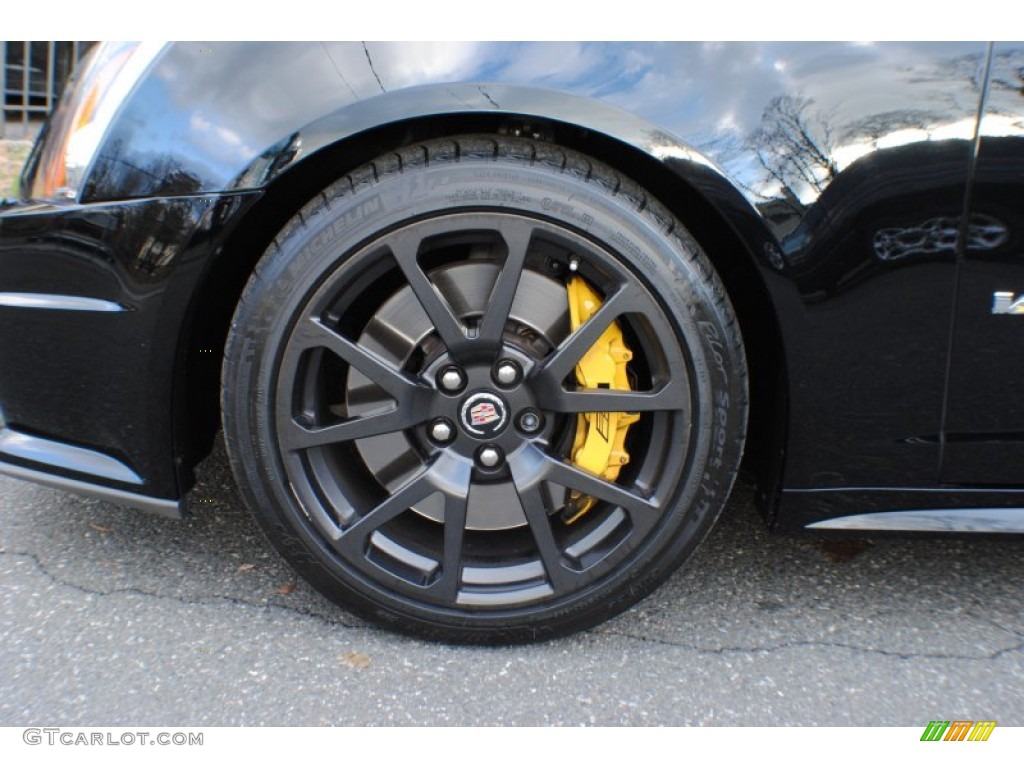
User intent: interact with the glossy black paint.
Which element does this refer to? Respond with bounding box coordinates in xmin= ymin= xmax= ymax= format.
xmin=0 ymin=192 xmax=260 ymax=498
xmin=2 ymin=41 xmax=1023 ymax=530
xmin=943 ymin=42 xmax=1024 ymax=485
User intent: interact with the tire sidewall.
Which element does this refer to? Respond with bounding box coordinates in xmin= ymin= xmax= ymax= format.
xmin=223 ymin=147 xmax=746 ymax=642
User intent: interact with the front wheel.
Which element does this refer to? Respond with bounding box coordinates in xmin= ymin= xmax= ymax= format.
xmin=222 ymin=136 xmax=747 ymax=643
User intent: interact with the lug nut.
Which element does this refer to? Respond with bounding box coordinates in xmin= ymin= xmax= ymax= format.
xmin=476 ymin=445 xmax=504 ymax=469
xmin=429 ymin=418 xmax=454 ymax=444
xmin=438 ymin=366 xmax=465 ymax=393
xmin=517 ymin=409 xmax=543 ymax=434
xmin=493 ymin=359 xmax=522 ymax=387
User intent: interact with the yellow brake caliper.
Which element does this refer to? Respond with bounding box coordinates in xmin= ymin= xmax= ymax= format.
xmin=564 ymin=276 xmax=640 ymax=523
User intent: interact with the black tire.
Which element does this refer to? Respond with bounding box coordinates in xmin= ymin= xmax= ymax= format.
xmin=221 ymin=135 xmax=746 ymax=643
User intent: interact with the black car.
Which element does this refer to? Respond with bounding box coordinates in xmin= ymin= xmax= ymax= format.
xmin=1 ymin=42 xmax=1021 ymax=642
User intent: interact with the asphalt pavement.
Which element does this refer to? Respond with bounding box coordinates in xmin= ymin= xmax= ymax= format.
xmin=1 ymin=437 xmax=1021 ymax=726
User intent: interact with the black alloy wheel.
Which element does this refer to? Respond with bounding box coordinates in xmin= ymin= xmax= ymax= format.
xmin=222 ymin=136 xmax=747 ymax=643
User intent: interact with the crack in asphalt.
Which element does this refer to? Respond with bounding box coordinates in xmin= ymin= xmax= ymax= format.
xmin=0 ymin=549 xmax=371 ymax=634
xmin=5 ymin=549 xmax=1022 ymax=661
xmin=974 ymin=612 xmax=1024 ymax=640
xmin=593 ymin=628 xmax=1024 ymax=663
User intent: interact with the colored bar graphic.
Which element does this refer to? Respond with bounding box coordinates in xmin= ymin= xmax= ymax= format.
xmin=920 ymin=720 xmax=996 ymax=742
xmin=968 ymin=721 xmax=997 ymax=741
xmin=944 ymin=721 xmax=973 ymax=741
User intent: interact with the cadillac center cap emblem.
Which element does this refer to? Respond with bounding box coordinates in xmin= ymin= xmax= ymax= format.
xmin=460 ymin=392 xmax=509 ymax=437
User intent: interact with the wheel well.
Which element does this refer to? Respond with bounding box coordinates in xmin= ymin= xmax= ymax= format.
xmin=178 ymin=114 xmax=786 ymax=513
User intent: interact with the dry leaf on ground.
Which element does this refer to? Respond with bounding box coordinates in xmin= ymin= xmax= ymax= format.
xmin=340 ymin=651 xmax=371 ymax=669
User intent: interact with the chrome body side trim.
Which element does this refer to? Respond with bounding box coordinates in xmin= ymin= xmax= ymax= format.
xmin=0 ymin=460 xmax=183 ymax=519
xmin=0 ymin=428 xmax=142 ymax=484
xmin=0 ymin=292 xmax=126 ymax=312
xmin=806 ymin=508 xmax=1024 ymax=533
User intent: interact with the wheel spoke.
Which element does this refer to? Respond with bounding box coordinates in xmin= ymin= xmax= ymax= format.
xmin=293 ymin=317 xmax=423 ymax=400
xmin=540 ymin=453 xmax=658 ymax=517
xmin=533 ymin=283 xmax=640 ymax=385
xmin=536 ymin=384 xmax=685 ymax=413
xmin=280 ymin=408 xmax=424 ymax=451
xmin=336 ymin=467 xmax=437 ymax=557
xmin=413 ymin=454 xmax=472 ymax=599
xmin=513 ymin=482 xmax=576 ymax=593
xmin=477 ymin=220 xmax=533 ymax=346
xmin=387 ymin=232 xmax=467 ymax=353
xmin=432 ymin=487 xmax=470 ymax=601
